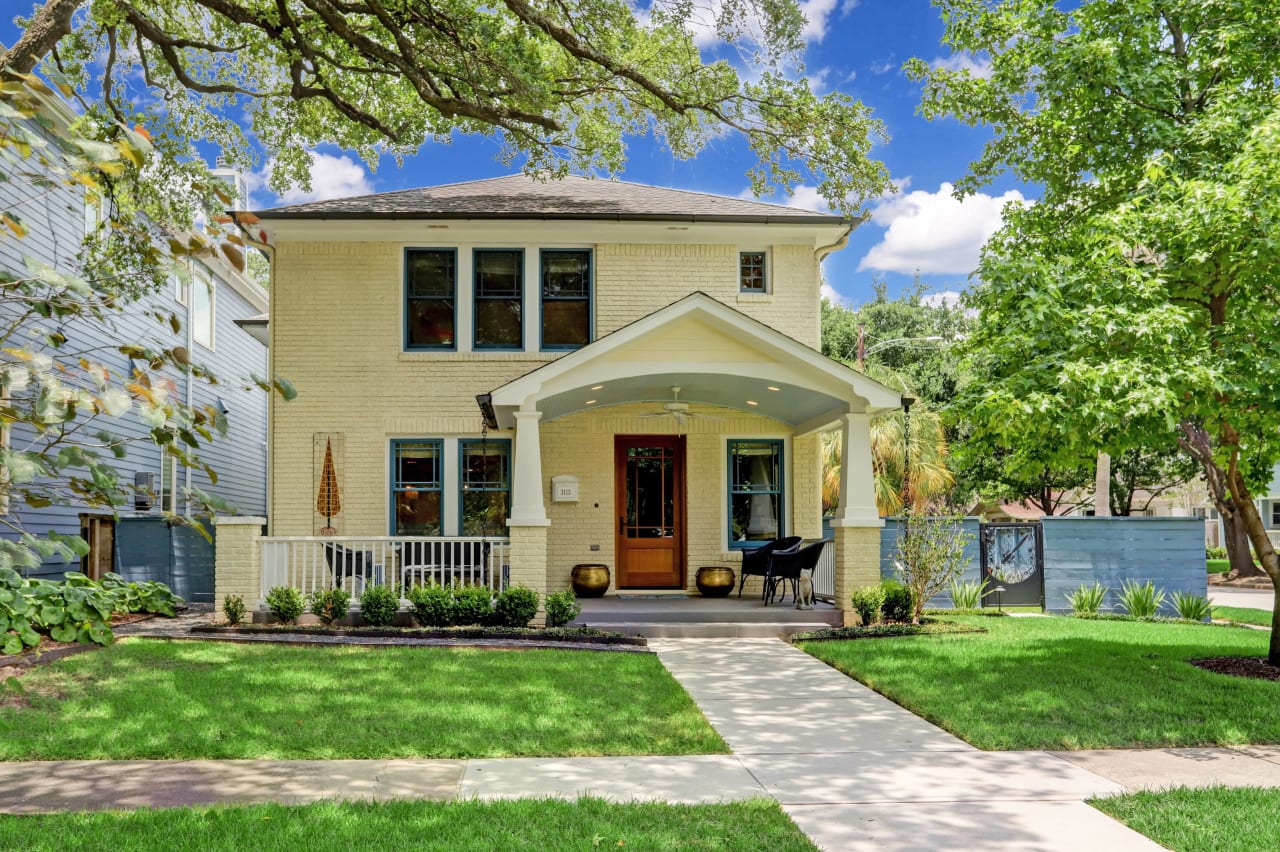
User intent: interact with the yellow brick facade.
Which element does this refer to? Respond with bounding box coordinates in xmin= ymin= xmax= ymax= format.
xmin=261 ymin=232 xmax=859 ymax=608
xmin=269 ymin=239 xmax=824 ymax=539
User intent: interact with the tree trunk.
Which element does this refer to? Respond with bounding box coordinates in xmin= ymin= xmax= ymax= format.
xmin=0 ymin=0 xmax=85 ymax=74
xmin=1094 ymin=452 xmax=1111 ymax=516
xmin=1222 ymin=510 xmax=1264 ymax=579
xmin=1226 ymin=475 xmax=1280 ymax=665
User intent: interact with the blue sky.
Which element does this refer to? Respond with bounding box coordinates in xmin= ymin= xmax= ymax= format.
xmin=5 ymin=1 xmax=1032 ymax=307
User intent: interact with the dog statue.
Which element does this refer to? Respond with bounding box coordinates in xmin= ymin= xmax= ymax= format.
xmin=795 ymin=573 xmax=815 ymax=610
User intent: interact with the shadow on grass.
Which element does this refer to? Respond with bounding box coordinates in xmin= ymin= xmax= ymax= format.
xmin=0 ymin=640 xmax=726 ymax=760
xmin=800 ymin=617 xmax=1280 ymax=750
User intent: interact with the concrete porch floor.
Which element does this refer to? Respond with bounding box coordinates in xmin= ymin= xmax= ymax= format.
xmin=571 ymin=594 xmax=841 ymax=638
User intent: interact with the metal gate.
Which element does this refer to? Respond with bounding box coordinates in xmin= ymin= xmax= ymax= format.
xmin=114 ymin=518 xmax=217 ymax=604
xmin=979 ymin=522 xmax=1044 ymax=609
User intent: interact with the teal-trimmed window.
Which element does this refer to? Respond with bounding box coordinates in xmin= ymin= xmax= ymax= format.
xmin=541 ymin=249 xmax=592 ymax=349
xmin=739 ymin=251 xmax=767 ymax=293
xmin=391 ymin=439 xmax=443 ymax=535
xmin=459 ymin=439 xmax=511 ymax=536
xmin=474 ymin=249 xmax=523 ymax=349
xmin=728 ymin=439 xmax=784 ymax=548
xmin=405 ymin=249 xmax=456 ymax=350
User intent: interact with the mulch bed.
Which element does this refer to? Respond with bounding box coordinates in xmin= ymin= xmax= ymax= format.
xmin=192 ymin=624 xmax=647 ymax=647
xmin=791 ymin=620 xmax=988 ymax=642
xmin=1190 ymin=656 xmax=1280 ymax=682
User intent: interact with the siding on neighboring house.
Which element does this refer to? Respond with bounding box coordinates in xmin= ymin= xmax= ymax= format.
xmin=0 ymin=104 xmax=268 ymax=579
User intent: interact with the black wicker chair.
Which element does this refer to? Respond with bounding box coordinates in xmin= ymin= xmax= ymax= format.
xmin=323 ymin=542 xmax=382 ymax=594
xmin=763 ymin=539 xmax=828 ymax=606
xmin=736 ymin=536 xmax=803 ymax=598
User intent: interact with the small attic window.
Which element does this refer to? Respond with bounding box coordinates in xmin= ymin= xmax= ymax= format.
xmin=740 ymin=252 xmax=767 ymax=293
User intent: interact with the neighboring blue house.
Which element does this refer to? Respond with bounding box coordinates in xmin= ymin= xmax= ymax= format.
xmin=0 ymin=88 xmax=268 ymax=597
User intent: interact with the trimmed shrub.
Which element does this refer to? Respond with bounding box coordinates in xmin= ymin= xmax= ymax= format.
xmin=308 ymin=587 xmax=351 ymax=626
xmin=407 ymin=583 xmax=453 ymax=627
xmin=880 ymin=580 xmax=914 ymax=623
xmin=265 ymin=586 xmax=305 ymax=624
xmin=1066 ymin=582 xmax=1107 ymax=616
xmin=544 ymin=590 xmax=581 ymax=628
xmin=493 ymin=585 xmax=540 ymax=627
xmin=359 ymin=584 xmax=399 ymax=626
xmin=850 ymin=585 xmax=885 ymax=626
xmin=948 ymin=577 xmax=988 ymax=610
xmin=1205 ymin=546 xmax=1228 ymax=560
xmin=452 ymin=584 xmax=494 ymax=626
xmin=1172 ymin=591 xmax=1213 ymax=622
xmin=222 ymin=594 xmax=246 ymax=626
xmin=1117 ymin=580 xmax=1166 ymax=618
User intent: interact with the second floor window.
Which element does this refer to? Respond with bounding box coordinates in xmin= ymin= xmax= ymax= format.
xmin=474 ymin=249 xmax=523 ymax=349
xmin=406 ymin=249 xmax=456 ymax=349
xmin=541 ymin=250 xmax=591 ymax=349
xmin=740 ymin=252 xmax=767 ymax=293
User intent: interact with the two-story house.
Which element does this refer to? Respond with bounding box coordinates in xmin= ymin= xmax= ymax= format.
xmin=0 ymin=87 xmax=269 ymax=601
xmin=219 ymin=175 xmax=896 ymax=624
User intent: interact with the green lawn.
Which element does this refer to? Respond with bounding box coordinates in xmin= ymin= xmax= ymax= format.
xmin=0 ymin=798 xmax=817 ymax=852
xmin=799 ymin=616 xmax=1279 ymax=750
xmin=1207 ymin=559 xmax=1230 ymax=574
xmin=0 ymin=639 xmax=725 ymax=759
xmin=1092 ymin=786 xmax=1280 ymax=852
xmin=1213 ymin=606 xmax=1273 ymax=628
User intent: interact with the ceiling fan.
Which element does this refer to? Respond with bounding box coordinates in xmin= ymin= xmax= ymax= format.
xmin=638 ymin=386 xmax=723 ymax=425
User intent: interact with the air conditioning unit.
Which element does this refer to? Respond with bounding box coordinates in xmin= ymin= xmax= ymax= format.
xmin=135 ymin=472 xmax=158 ymax=511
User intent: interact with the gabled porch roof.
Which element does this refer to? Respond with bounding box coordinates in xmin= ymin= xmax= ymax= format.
xmin=486 ymin=292 xmax=901 ymax=434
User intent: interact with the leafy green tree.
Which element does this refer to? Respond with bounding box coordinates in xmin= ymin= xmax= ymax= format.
xmin=5 ymin=0 xmax=891 ymax=214
xmin=909 ymin=0 xmax=1280 ymax=658
xmin=1108 ymin=447 xmax=1200 ymax=517
xmin=821 ymin=279 xmax=971 ymax=411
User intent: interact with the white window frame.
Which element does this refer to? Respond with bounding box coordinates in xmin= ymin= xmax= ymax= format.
xmin=192 ymin=266 xmax=215 ymax=350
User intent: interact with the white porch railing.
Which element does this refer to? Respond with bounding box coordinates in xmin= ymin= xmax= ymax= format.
xmin=812 ymin=538 xmax=836 ymax=602
xmin=259 ymin=536 xmax=510 ymax=603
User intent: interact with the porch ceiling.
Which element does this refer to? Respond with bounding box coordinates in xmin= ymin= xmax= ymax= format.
xmin=535 ymin=372 xmax=842 ymax=426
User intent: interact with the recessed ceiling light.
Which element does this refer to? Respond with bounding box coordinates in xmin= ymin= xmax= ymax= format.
xmin=766 ymin=386 xmax=781 ymax=391
xmin=746 ymin=400 xmax=759 ymax=406
xmin=585 ymin=399 xmax=597 ymax=405
xmin=591 ymin=385 xmax=604 ymax=391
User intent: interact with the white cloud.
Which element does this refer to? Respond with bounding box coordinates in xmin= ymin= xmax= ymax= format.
xmin=276 ymin=152 xmax=373 ymax=204
xmin=683 ymin=0 xmax=839 ymax=47
xmin=737 ymin=184 xmax=828 ymax=212
xmin=931 ymin=52 xmax=993 ymax=79
xmin=858 ymin=182 xmax=1026 ymax=275
xmin=922 ymin=290 xmax=964 ymax=308
xmin=820 ymin=282 xmax=847 ymax=305
xmin=838 ymin=0 xmax=860 ymax=17
xmin=249 ymin=151 xmax=374 ymax=207
xmin=870 ymin=58 xmax=896 ymax=75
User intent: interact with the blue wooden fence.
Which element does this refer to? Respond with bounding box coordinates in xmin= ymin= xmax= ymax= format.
xmin=871 ymin=516 xmax=1205 ymax=613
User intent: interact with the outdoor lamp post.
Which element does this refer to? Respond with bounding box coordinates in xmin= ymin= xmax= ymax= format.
xmin=901 ymin=396 xmax=915 ymax=531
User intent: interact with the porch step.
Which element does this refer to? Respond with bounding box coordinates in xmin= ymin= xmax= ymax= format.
xmin=570 ymin=621 xmax=836 ymax=639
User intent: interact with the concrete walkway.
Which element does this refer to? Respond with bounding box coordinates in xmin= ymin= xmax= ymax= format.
xmin=1209 ymin=586 xmax=1274 ymax=610
xmin=4 ymin=637 xmax=1280 ymax=850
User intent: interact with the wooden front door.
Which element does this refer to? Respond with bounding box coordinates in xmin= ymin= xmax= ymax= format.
xmin=615 ymin=436 xmax=686 ymax=588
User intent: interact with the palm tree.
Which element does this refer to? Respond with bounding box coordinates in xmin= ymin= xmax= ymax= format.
xmin=822 ymin=367 xmax=954 ymax=516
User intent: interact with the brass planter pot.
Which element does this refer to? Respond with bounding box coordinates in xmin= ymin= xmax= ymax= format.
xmin=571 ymin=563 xmax=610 ymax=597
xmin=696 ymin=566 xmax=735 ymax=598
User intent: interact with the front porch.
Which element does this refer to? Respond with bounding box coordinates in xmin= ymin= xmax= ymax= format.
xmin=571 ymin=594 xmax=841 ymax=638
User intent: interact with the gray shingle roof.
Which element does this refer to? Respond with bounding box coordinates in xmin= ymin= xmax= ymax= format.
xmin=254 ymin=174 xmax=844 ymax=224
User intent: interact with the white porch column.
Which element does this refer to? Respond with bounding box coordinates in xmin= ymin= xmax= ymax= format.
xmin=829 ymin=411 xmax=883 ymax=626
xmin=831 ymin=411 xmax=879 ymax=526
xmin=509 ymin=409 xmax=550 ymax=527
xmin=508 ymin=408 xmax=550 ymax=625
